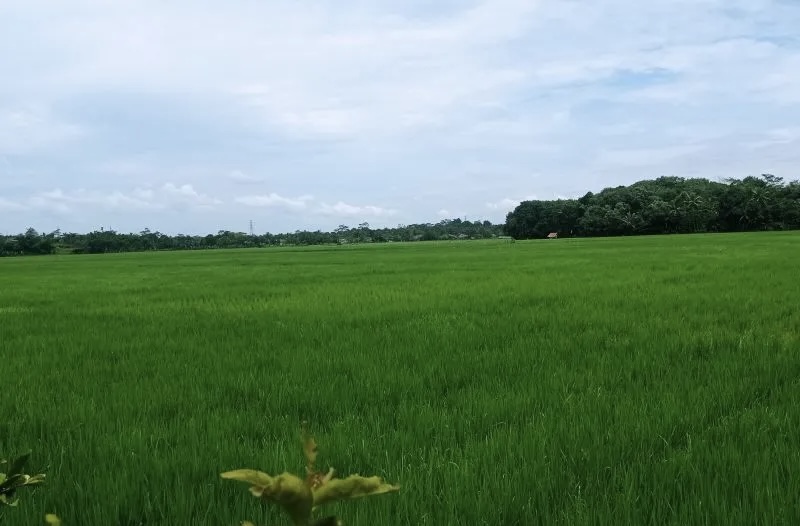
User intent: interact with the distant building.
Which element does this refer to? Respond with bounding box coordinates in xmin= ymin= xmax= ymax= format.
xmin=547 ymin=232 xmax=558 ymax=239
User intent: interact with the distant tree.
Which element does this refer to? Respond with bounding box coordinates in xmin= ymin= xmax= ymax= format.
xmin=505 ymin=173 xmax=799 ymax=239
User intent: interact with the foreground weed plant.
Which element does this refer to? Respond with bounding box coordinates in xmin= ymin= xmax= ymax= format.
xmin=0 ymin=451 xmax=46 ymax=518
xmin=222 ymin=424 xmax=400 ymax=526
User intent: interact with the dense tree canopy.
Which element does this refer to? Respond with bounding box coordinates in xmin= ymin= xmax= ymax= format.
xmin=504 ymin=174 xmax=800 ymax=239
xmin=0 ymin=219 xmax=504 ymax=257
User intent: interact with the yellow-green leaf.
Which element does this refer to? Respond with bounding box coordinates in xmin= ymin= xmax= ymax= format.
xmin=313 ymin=474 xmax=400 ymax=507
xmin=30 ymin=474 xmax=46 ymax=485
xmin=221 ymin=470 xmax=313 ymax=525
xmin=220 ymin=469 xmax=274 ymax=488
xmin=45 ymin=513 xmax=62 ymax=525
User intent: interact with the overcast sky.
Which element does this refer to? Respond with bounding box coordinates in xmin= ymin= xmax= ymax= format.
xmin=1 ymin=0 xmax=799 ymax=235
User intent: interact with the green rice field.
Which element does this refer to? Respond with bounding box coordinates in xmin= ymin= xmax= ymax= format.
xmin=1 ymin=232 xmax=799 ymax=525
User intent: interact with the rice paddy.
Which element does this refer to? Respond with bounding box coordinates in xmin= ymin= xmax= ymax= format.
xmin=1 ymin=232 xmax=799 ymax=525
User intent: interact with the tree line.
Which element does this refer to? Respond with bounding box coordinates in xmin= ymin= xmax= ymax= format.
xmin=4 ymin=174 xmax=798 ymax=257
xmin=505 ymin=174 xmax=800 ymax=239
xmin=0 ymin=219 xmax=504 ymax=257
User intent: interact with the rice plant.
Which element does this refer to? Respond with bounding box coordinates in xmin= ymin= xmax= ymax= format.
xmin=1 ymin=233 xmax=799 ymax=525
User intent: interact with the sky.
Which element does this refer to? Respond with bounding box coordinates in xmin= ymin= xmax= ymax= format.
xmin=1 ymin=0 xmax=799 ymax=235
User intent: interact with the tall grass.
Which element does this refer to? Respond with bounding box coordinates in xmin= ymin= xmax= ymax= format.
xmin=1 ymin=233 xmax=799 ymax=525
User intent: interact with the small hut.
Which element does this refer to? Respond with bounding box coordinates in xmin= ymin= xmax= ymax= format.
xmin=547 ymin=232 xmax=558 ymax=239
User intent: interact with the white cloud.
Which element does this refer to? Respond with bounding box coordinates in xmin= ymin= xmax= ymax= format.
xmin=3 ymin=3 xmax=799 ymax=139
xmin=318 ymin=201 xmax=397 ymax=218
xmin=0 ymin=0 xmax=542 ymax=141
xmin=486 ymin=196 xmax=537 ymax=211
xmin=235 ymin=192 xmax=397 ymax=218
xmin=1 ymin=0 xmax=800 ymax=234
xmin=226 ymin=170 xmax=264 ymax=184
xmin=161 ymin=183 xmax=222 ymax=206
xmin=756 ymin=70 xmax=800 ymax=103
xmin=27 ymin=189 xmax=154 ymax=212
xmin=235 ymin=193 xmax=313 ymax=210
xmin=0 ymin=197 xmax=27 ymax=212
xmin=0 ymin=105 xmax=84 ymax=155
xmin=595 ymin=145 xmax=707 ymax=167
xmin=92 ymin=156 xmax=158 ymax=178
xmin=17 ymin=183 xmax=221 ymax=215
xmin=745 ymin=127 xmax=800 ymax=150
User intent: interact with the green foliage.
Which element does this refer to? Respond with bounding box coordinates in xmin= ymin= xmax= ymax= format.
xmin=2 ymin=236 xmax=800 ymax=524
xmin=0 ymin=451 xmax=46 ymax=516
xmin=505 ymin=174 xmax=800 ymax=239
xmin=0 ymin=229 xmax=56 ymax=257
xmin=0 ymin=219 xmax=503 ymax=257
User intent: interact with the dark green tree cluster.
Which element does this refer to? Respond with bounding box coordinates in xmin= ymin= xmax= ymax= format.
xmin=504 ymin=174 xmax=800 ymax=239
xmin=0 ymin=228 xmax=57 ymax=257
xmin=0 ymin=219 xmax=504 ymax=257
